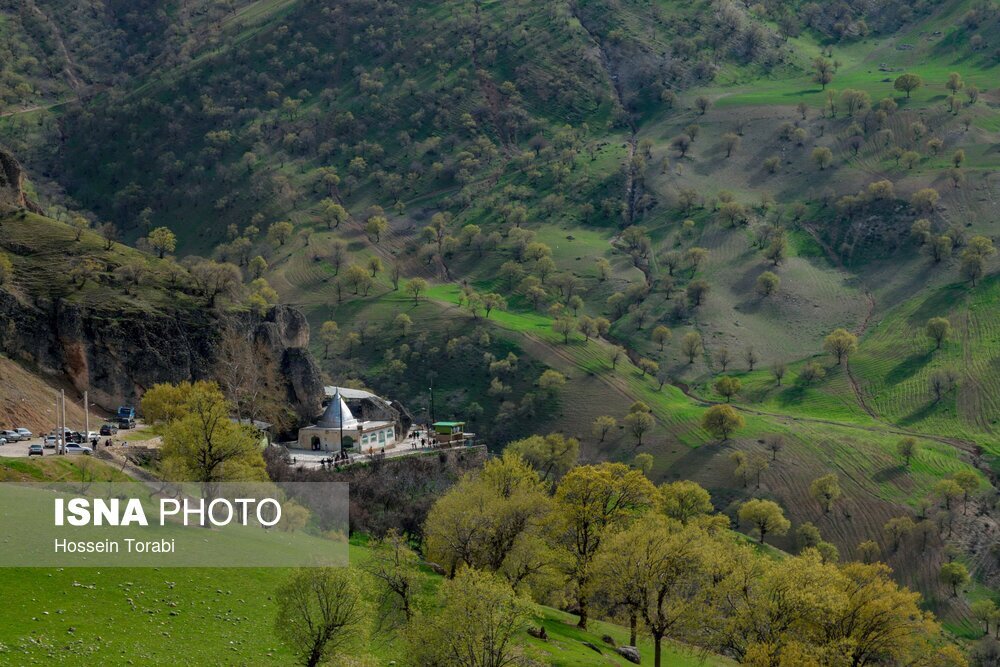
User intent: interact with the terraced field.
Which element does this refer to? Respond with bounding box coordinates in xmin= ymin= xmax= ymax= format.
xmin=852 ymin=275 xmax=1000 ymax=456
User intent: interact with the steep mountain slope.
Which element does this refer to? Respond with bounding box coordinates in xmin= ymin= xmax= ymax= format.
xmin=1 ymin=0 xmax=999 ymax=632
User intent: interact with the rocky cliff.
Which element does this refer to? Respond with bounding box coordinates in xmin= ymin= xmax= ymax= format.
xmin=0 ymin=288 xmax=323 ymax=420
xmin=0 ymin=147 xmax=43 ymax=214
xmin=0 ymin=148 xmax=322 ymax=424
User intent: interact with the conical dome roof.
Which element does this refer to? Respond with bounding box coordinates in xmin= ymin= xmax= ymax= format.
xmin=316 ymin=390 xmax=358 ymax=429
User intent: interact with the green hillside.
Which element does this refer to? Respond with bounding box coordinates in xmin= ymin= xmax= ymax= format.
xmin=1 ymin=0 xmax=1000 ymax=658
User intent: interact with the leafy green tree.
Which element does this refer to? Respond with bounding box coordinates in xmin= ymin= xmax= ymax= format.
xmin=552 ymin=462 xmax=657 ymax=628
xmin=274 ymin=568 xmax=369 ymax=667
xmin=70 ymin=216 xmax=89 ymax=241
xmin=810 ymin=474 xmax=842 ymax=513
xmin=407 ymin=568 xmax=532 ymax=667
xmin=812 ymin=146 xmax=833 ymax=170
xmin=738 ymin=499 xmax=790 ymax=544
xmin=681 ymin=332 xmax=703 ymax=364
xmin=638 ymin=357 xmax=659 ymax=377
xmin=247 ymin=278 xmax=278 ymax=315
xmin=714 ymin=376 xmax=741 ymax=402
xmin=940 ymin=561 xmax=969 ymax=597
xmin=659 ymin=480 xmax=713 ymax=525
xmin=946 ymin=72 xmax=964 ymax=95
xmin=248 ymin=255 xmax=268 ymax=279
xmin=482 ymin=292 xmax=506 ymax=318
xmin=756 ymin=271 xmax=780 ymax=296
xmin=365 ymin=216 xmax=389 ymax=243
xmin=507 ymin=433 xmax=580 ymax=482
xmin=319 ymin=199 xmax=347 ymax=229
xmin=812 ymin=57 xmax=834 ymax=89
xmin=624 ymin=410 xmax=655 ymax=447
xmin=592 ymin=416 xmax=617 ymax=443
xmin=361 ymin=529 xmax=422 ymax=625
xmin=595 ymin=515 xmax=710 ymax=667
xmin=538 ymin=369 xmax=566 ymax=396
xmin=651 ymin=325 xmax=672 ymax=350
xmin=319 ymin=321 xmax=339 ymax=357
xmin=951 ymin=470 xmax=980 ymax=514
xmin=268 ymin=221 xmax=294 ymax=246
xmin=896 ymin=437 xmax=918 ymax=467
xmin=934 ymin=479 xmax=963 ymax=510
xmin=552 ymin=316 xmax=575 ymax=343
xmin=823 ymin=328 xmax=858 ymax=364
xmin=894 ymin=73 xmax=922 ymax=98
xmin=702 ymin=404 xmax=744 ymax=441
xmin=148 ymin=227 xmax=177 ymax=258
xmin=405 ymin=278 xmax=427 ymax=304
xmin=393 ymin=313 xmax=412 ymax=337
xmin=925 ymin=317 xmax=951 ymax=349
xmin=159 ymin=382 xmax=267 ymax=483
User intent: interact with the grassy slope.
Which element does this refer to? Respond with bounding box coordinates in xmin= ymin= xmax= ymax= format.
xmin=1 ymin=0 xmax=998 ymax=635
xmin=0 ymin=567 xmax=726 ymax=666
xmin=0 ymin=509 xmax=727 ymax=666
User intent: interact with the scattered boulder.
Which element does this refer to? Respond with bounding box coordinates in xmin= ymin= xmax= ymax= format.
xmin=582 ymin=641 xmax=602 ymax=654
xmin=527 ymin=626 xmax=548 ymax=640
xmin=601 ymin=634 xmax=616 ymax=646
xmin=617 ymin=646 xmax=641 ymax=664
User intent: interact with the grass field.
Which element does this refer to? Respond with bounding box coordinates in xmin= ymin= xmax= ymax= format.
xmin=0 ymin=458 xmax=728 ymax=664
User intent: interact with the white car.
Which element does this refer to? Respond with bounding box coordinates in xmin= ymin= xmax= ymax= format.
xmin=64 ymin=443 xmax=93 ymax=456
xmin=0 ymin=436 xmax=6 ymax=445
xmin=14 ymin=428 xmax=32 ymax=439
xmin=43 ymin=435 xmax=60 ymax=449
xmin=0 ymin=430 xmax=21 ymax=442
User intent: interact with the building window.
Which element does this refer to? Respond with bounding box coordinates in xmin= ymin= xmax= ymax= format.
xmin=378 ymin=430 xmax=386 ymax=443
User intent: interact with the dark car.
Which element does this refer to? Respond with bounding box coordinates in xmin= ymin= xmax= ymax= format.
xmin=28 ymin=444 xmax=43 ymax=457
xmin=100 ymin=423 xmax=118 ymax=436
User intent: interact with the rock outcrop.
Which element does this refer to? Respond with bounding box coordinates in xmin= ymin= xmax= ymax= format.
xmin=0 ymin=147 xmax=44 ymax=214
xmin=0 ymin=289 xmax=323 ymax=420
xmin=616 ymin=646 xmax=641 ymax=664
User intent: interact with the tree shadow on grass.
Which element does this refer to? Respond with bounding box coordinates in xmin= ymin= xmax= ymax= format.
xmin=897 ymin=399 xmax=941 ymax=427
xmin=873 ymin=464 xmax=907 ymax=483
xmin=884 ymin=349 xmax=934 ymax=385
xmin=774 ymin=384 xmax=810 ymax=407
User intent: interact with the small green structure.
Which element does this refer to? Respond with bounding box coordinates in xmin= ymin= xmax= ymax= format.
xmin=432 ymin=421 xmax=467 ymax=445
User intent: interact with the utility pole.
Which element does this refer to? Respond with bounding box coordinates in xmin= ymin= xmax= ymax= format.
xmin=84 ymin=390 xmax=90 ymax=445
xmin=59 ymin=389 xmax=66 ymax=455
xmin=428 ymin=385 xmax=435 ymax=424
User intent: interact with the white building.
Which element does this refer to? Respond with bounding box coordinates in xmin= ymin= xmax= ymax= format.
xmin=297 ymin=388 xmax=396 ymax=453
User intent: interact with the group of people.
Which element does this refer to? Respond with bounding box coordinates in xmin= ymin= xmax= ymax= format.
xmin=409 ymin=428 xmax=432 ymax=449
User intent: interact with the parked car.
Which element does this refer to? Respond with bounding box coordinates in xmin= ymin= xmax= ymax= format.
xmin=28 ymin=444 xmax=43 ymax=457
xmin=100 ymin=423 xmax=118 ymax=436
xmin=64 ymin=443 xmax=93 ymax=456
xmin=14 ymin=428 xmax=32 ymax=439
xmin=1 ymin=430 xmax=22 ymax=442
xmin=42 ymin=435 xmax=60 ymax=449
xmin=0 ymin=436 xmax=7 ymax=445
